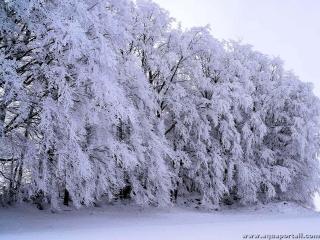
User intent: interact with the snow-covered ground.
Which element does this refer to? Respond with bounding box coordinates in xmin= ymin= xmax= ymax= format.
xmin=1 ymin=202 xmax=320 ymax=240
xmin=314 ymin=193 xmax=320 ymax=211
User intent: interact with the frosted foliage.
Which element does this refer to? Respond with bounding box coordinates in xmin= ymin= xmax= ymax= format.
xmin=0 ymin=0 xmax=319 ymax=210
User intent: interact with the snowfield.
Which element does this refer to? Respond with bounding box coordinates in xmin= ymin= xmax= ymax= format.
xmin=1 ymin=202 xmax=320 ymax=240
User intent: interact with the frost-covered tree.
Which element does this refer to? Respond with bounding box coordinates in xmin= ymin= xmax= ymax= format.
xmin=0 ymin=0 xmax=319 ymax=210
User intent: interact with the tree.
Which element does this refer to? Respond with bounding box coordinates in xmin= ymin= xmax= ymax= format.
xmin=1 ymin=0 xmax=319 ymax=210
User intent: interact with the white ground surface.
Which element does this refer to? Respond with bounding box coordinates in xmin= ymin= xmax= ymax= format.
xmin=0 ymin=202 xmax=320 ymax=240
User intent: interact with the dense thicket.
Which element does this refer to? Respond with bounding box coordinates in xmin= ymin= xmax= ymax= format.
xmin=1 ymin=0 xmax=319 ymax=210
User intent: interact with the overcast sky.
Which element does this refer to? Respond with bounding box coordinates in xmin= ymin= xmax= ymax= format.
xmin=153 ymin=0 xmax=320 ymax=96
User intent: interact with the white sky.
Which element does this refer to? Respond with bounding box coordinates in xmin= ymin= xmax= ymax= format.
xmin=153 ymin=0 xmax=320 ymax=96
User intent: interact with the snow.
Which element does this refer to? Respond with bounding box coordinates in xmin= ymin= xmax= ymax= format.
xmin=315 ymin=193 xmax=320 ymax=211
xmin=1 ymin=202 xmax=319 ymax=240
xmin=2 ymin=0 xmax=320 ymax=210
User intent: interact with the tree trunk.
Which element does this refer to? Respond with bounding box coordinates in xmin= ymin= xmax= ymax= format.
xmin=63 ymin=188 xmax=69 ymax=206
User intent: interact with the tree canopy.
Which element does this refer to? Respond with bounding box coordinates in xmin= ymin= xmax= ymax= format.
xmin=1 ymin=0 xmax=319 ymax=210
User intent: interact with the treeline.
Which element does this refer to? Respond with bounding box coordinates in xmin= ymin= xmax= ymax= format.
xmin=0 ymin=0 xmax=319 ymax=210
